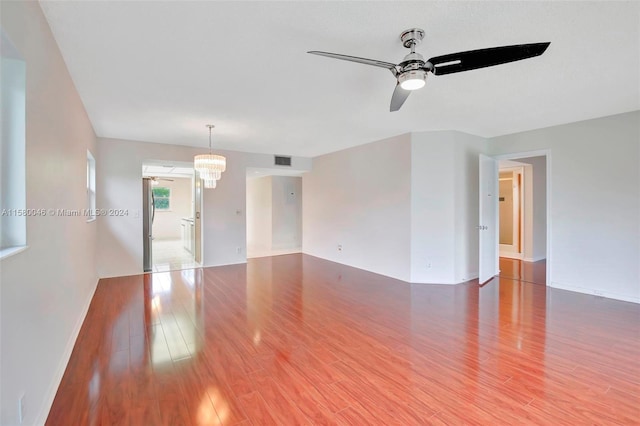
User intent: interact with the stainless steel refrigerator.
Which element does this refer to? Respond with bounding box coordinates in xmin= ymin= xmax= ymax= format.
xmin=143 ymin=177 xmax=155 ymax=272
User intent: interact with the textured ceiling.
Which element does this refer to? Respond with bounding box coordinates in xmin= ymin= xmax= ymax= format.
xmin=40 ymin=1 xmax=639 ymax=157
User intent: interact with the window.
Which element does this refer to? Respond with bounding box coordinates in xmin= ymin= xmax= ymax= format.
xmin=153 ymin=187 xmax=171 ymax=211
xmin=87 ymin=150 xmax=96 ymax=221
xmin=1 ymin=30 xmax=27 ymax=257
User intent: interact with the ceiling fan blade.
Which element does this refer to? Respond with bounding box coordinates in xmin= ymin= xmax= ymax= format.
xmin=428 ymin=42 xmax=550 ymax=76
xmin=308 ymin=51 xmax=397 ymax=71
xmin=390 ymin=83 xmax=411 ymax=112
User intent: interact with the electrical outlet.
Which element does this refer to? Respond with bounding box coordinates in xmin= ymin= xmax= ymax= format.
xmin=18 ymin=394 xmax=25 ymax=424
xmin=236 ymin=247 xmax=242 ymax=254
xmin=337 ymin=244 xmax=342 ymax=252
xmin=426 ymin=258 xmax=432 ymax=269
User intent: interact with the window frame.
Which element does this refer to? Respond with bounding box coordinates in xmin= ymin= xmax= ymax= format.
xmin=0 ymin=30 xmax=27 ymax=259
xmin=86 ymin=150 xmax=96 ymax=222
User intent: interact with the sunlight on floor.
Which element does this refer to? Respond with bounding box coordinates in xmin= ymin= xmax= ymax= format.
xmin=152 ymin=239 xmax=199 ymax=272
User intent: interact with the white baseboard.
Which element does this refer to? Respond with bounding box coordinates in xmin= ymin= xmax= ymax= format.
xmin=499 ymin=252 xmax=523 ymax=260
xmin=301 ymin=251 xmax=411 ymax=283
xmin=550 ymin=281 xmax=640 ymax=304
xmin=457 ymin=272 xmax=479 ymax=283
xmin=35 ymin=279 xmax=99 ymax=425
xmin=247 ymin=247 xmax=301 ymax=259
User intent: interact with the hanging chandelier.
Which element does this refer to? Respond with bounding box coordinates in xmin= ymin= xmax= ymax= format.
xmin=194 ymin=124 xmax=226 ymax=189
xmin=202 ymin=177 xmax=217 ymax=189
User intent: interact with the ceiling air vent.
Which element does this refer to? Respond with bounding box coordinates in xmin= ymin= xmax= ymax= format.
xmin=274 ymin=155 xmax=292 ymax=166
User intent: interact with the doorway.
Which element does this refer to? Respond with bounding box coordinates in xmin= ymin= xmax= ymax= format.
xmin=479 ymin=151 xmax=550 ymax=286
xmin=142 ymin=162 xmax=202 ymax=272
xmin=498 ymin=152 xmax=550 ymax=284
xmin=498 ymin=163 xmax=524 ymax=259
xmin=246 ymin=168 xmax=303 ymax=259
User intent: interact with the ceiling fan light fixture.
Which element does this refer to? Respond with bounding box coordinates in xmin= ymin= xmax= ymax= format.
xmin=399 ymin=70 xmax=427 ymax=91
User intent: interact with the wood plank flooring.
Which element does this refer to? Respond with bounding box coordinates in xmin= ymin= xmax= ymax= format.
xmin=499 ymin=257 xmax=546 ymax=285
xmin=47 ymin=254 xmax=640 ymax=425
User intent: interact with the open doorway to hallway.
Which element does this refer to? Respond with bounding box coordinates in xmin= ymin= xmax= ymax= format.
xmin=143 ymin=163 xmax=201 ymax=272
xmin=497 ymin=155 xmax=547 ymax=284
xmin=246 ymin=168 xmax=303 ymax=259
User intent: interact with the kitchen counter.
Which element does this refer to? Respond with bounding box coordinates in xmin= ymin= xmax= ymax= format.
xmin=181 ymin=218 xmax=195 ymax=252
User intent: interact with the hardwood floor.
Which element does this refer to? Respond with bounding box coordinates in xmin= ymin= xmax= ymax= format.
xmin=47 ymin=254 xmax=640 ymax=425
xmin=499 ymin=257 xmax=546 ymax=285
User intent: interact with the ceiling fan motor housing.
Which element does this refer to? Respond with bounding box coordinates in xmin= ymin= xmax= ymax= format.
xmin=400 ymin=28 xmax=425 ymax=48
xmin=400 ymin=52 xmax=426 ymax=71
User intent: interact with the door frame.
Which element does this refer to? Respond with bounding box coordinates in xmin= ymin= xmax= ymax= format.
xmin=492 ymin=149 xmax=551 ymax=286
xmin=498 ymin=166 xmax=524 ymax=259
xmin=194 ymin=171 xmax=203 ymax=264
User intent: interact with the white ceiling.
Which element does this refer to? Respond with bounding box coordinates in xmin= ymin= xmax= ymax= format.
xmin=41 ymin=1 xmax=639 ymax=157
xmin=142 ymin=164 xmax=193 ymax=179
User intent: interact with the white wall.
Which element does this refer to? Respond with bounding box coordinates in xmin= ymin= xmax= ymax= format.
xmin=518 ymin=156 xmax=547 ymax=261
xmin=453 ymin=132 xmax=486 ymax=283
xmin=152 ymin=177 xmax=192 ymax=240
xmin=271 ymin=176 xmax=302 ymax=250
xmin=246 ymin=176 xmax=272 ymax=254
xmin=489 ymin=111 xmax=640 ymax=303
xmin=303 ymin=134 xmax=412 ymax=282
xmin=410 ymin=132 xmax=457 ymax=283
xmin=410 ymin=131 xmax=485 ymax=284
xmin=303 ymin=131 xmax=484 ymax=284
xmin=0 ymin=2 xmax=98 ymax=424
xmin=97 ymin=137 xmax=311 ymax=278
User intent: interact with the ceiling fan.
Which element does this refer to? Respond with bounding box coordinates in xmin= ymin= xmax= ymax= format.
xmin=308 ymin=28 xmax=550 ymax=112
xmin=148 ymin=176 xmax=174 ymax=185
